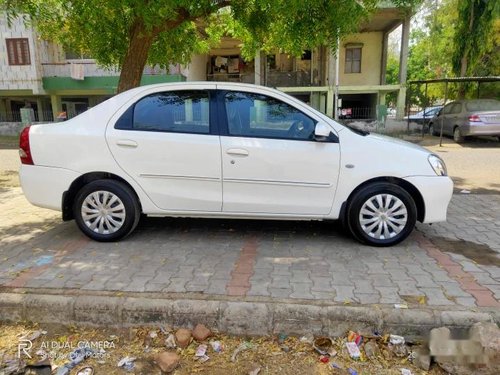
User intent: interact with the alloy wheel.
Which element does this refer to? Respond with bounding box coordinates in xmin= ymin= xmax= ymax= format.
xmin=81 ymin=190 xmax=126 ymax=234
xmin=358 ymin=194 xmax=408 ymax=240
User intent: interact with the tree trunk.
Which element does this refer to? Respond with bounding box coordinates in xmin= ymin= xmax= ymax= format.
xmin=117 ymin=20 xmax=155 ymax=93
xmin=458 ymin=3 xmax=475 ymax=99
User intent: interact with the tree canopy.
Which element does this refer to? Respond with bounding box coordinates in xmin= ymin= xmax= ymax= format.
xmin=3 ymin=0 xmax=422 ymax=92
xmin=405 ymin=0 xmax=499 ymax=105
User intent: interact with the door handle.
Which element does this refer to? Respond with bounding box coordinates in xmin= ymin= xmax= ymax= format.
xmin=226 ymin=148 xmax=249 ymax=157
xmin=116 ymin=140 xmax=138 ymax=148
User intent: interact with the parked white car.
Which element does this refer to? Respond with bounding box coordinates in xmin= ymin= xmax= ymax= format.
xmin=19 ymin=82 xmax=453 ymax=246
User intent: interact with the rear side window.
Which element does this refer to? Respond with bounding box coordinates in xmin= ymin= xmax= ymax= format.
xmin=442 ymin=104 xmax=453 ymax=115
xmin=451 ymin=103 xmax=462 ymax=114
xmin=115 ymin=90 xmax=210 ymax=134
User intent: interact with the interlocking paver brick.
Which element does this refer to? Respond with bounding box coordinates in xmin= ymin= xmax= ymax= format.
xmin=269 ymin=288 xmax=292 ymax=299
xmin=333 ymin=286 xmax=356 ymax=302
xmin=0 ymin=188 xmax=499 ymax=309
xmin=354 ymin=293 xmax=381 ymax=304
xmin=419 ymin=287 xmax=455 ymax=306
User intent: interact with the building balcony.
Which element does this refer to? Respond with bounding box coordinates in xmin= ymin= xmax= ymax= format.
xmin=41 ymin=60 xmax=173 ymax=78
xmin=265 ymin=71 xmax=317 ymax=88
xmin=41 ymin=60 xmax=185 ymax=94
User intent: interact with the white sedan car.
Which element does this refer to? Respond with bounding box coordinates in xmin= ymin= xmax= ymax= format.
xmin=19 ymin=82 xmax=453 ymax=246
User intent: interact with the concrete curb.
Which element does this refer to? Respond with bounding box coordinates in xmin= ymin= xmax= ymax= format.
xmin=1 ymin=290 xmax=498 ymax=337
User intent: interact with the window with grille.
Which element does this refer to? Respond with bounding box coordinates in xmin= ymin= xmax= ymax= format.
xmin=6 ymin=38 xmax=31 ymax=66
xmin=345 ymin=47 xmax=361 ymax=74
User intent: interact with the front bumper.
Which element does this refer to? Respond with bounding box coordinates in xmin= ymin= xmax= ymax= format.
xmin=20 ymin=165 xmax=80 ymax=211
xmin=404 ymin=176 xmax=453 ymax=223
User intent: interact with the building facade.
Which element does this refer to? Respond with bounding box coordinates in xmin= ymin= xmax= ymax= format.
xmin=0 ymin=14 xmax=184 ymax=123
xmin=0 ymin=4 xmax=409 ymax=124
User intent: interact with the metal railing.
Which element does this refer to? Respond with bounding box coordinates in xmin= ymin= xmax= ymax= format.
xmin=41 ymin=61 xmax=171 ymax=78
xmin=206 ymin=73 xmax=255 ymax=84
xmin=0 ymin=110 xmax=89 ymax=123
xmin=339 ymin=107 xmax=376 ymax=120
xmin=266 ymin=71 xmax=314 ymax=87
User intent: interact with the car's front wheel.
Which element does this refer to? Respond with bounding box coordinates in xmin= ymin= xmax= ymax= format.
xmin=346 ymin=182 xmax=417 ymax=247
xmin=73 ymin=179 xmax=140 ymax=242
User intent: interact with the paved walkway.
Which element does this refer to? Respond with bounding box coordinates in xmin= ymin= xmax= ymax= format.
xmin=0 ymin=188 xmax=499 ymax=311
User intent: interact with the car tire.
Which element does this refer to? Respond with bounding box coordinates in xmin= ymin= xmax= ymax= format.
xmin=346 ymin=182 xmax=417 ymax=247
xmin=453 ymin=126 xmax=464 ymax=143
xmin=429 ymin=123 xmax=437 ymax=136
xmin=73 ymin=179 xmax=140 ymax=242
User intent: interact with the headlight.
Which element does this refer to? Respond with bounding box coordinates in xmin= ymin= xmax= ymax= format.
xmin=428 ymin=154 xmax=447 ymax=176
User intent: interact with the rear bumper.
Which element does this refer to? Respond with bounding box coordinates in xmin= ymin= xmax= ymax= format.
xmin=463 ymin=123 xmax=500 ymax=136
xmin=404 ymin=176 xmax=453 ymax=223
xmin=20 ymin=165 xmax=80 ymax=211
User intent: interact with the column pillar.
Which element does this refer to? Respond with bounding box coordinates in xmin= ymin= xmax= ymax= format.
xmin=254 ymin=51 xmax=266 ymax=86
xmin=36 ymin=98 xmax=45 ymax=121
xmin=380 ymin=31 xmax=389 ymax=85
xmin=50 ymin=94 xmax=62 ymax=121
xmin=0 ymin=99 xmax=7 ymax=121
xmin=326 ymin=87 xmax=334 ymax=118
xmin=396 ymin=17 xmax=410 ymax=120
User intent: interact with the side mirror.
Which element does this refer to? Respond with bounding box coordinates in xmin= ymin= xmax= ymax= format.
xmin=314 ymin=123 xmax=332 ymax=141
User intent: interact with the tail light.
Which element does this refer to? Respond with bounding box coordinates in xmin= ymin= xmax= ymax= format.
xmin=19 ymin=126 xmax=34 ymax=165
xmin=468 ymin=115 xmax=481 ymax=122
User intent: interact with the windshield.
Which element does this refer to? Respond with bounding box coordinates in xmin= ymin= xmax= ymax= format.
xmin=465 ymin=100 xmax=500 ymax=112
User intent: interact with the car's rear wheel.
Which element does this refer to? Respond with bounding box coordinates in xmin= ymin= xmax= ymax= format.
xmin=346 ymin=182 xmax=417 ymax=247
xmin=73 ymin=179 xmax=140 ymax=241
xmin=453 ymin=126 xmax=464 ymax=143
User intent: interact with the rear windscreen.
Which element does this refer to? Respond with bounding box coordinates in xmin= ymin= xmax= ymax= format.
xmin=465 ymin=100 xmax=500 ymax=112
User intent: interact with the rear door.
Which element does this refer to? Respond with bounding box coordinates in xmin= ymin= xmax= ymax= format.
xmin=106 ymin=86 xmax=222 ymax=212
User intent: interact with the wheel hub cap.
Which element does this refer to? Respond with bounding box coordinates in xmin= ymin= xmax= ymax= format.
xmin=359 ymin=194 xmax=408 ymax=240
xmin=81 ymin=191 xmax=126 ymax=234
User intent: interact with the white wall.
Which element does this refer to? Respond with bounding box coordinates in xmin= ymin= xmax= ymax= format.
xmin=186 ymin=54 xmax=208 ymax=81
xmin=339 ymin=32 xmax=383 ymax=86
xmin=0 ymin=15 xmax=44 ymax=94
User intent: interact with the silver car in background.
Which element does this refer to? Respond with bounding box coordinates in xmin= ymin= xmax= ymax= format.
xmin=428 ymin=99 xmax=500 ymax=142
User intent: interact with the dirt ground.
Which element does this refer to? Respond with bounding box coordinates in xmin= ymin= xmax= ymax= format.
xmin=416 ymin=135 xmax=500 ymax=194
xmin=0 ymin=323 xmax=444 ymax=375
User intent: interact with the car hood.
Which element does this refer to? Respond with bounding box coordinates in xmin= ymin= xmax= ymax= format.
xmin=366 ymin=133 xmax=431 ymax=154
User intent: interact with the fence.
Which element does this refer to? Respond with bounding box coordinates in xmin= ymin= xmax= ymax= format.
xmin=0 ymin=110 xmax=89 ymax=123
xmin=338 ymin=107 xmax=376 ymax=120
xmin=206 ymin=73 xmax=255 ymax=84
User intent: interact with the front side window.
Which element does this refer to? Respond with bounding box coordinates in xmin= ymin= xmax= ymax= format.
xmin=6 ymin=38 xmax=31 ymax=65
xmin=224 ymin=91 xmax=316 ymax=140
xmin=129 ymin=91 xmax=210 ymax=134
xmin=345 ymin=47 xmax=361 ymax=73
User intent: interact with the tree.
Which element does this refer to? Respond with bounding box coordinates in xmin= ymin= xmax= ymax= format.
xmin=452 ymin=0 xmax=499 ymax=77
xmin=404 ymin=0 xmax=499 ymax=105
xmin=3 ymin=0 xmax=422 ymax=92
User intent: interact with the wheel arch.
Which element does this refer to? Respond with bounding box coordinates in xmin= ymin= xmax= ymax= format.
xmin=340 ymin=176 xmax=425 ymax=223
xmin=62 ymin=171 xmax=142 ymax=221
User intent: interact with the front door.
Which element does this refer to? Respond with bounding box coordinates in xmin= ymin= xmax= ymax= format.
xmin=106 ymin=87 xmax=222 ymax=212
xmin=218 ymin=89 xmax=340 ymax=215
